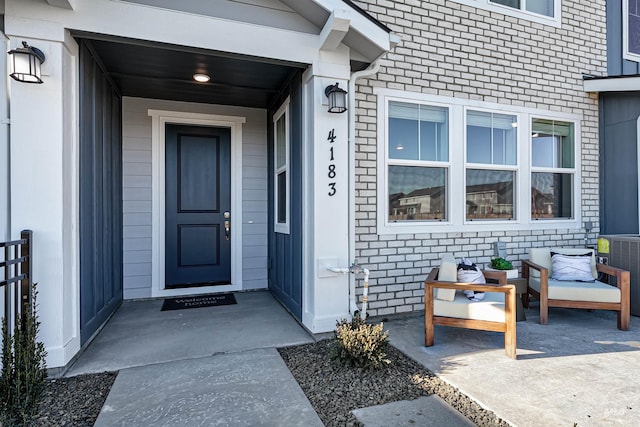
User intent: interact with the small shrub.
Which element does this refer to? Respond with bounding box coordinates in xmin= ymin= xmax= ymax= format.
xmin=0 ymin=284 xmax=47 ymax=426
xmin=331 ymin=313 xmax=391 ymax=370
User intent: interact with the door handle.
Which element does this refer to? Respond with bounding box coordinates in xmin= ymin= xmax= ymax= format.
xmin=224 ymin=211 xmax=230 ymax=240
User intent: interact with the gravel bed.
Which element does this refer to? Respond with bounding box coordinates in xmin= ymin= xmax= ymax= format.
xmin=22 ymin=340 xmax=507 ymax=426
xmin=278 ymin=340 xmax=509 ymax=427
xmin=31 ymin=372 xmax=117 ymax=426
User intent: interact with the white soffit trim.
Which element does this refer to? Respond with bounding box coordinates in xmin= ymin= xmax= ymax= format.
xmin=46 ymin=0 xmax=75 ymax=9
xmin=584 ymin=76 xmax=640 ymax=92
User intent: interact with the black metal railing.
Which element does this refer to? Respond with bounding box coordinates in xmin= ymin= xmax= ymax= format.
xmin=0 ymin=230 xmax=33 ymax=325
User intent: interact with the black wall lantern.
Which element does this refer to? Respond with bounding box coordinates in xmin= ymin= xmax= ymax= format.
xmin=8 ymin=41 xmax=46 ymax=84
xmin=324 ymin=82 xmax=347 ymax=113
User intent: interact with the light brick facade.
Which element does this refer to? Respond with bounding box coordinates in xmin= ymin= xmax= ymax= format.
xmin=352 ymin=0 xmax=607 ymax=316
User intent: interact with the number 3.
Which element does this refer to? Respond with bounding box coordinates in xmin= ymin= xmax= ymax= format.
xmin=328 ymin=182 xmax=336 ymax=196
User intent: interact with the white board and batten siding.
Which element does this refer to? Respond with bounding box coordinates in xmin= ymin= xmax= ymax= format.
xmin=122 ymin=97 xmax=268 ymax=299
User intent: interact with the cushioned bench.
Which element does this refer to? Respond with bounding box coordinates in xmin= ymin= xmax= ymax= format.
xmin=424 ymin=255 xmax=517 ymax=359
xmin=522 ymin=247 xmax=630 ymax=330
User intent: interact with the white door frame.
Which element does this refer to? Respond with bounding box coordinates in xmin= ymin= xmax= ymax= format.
xmin=148 ymin=109 xmax=245 ymax=297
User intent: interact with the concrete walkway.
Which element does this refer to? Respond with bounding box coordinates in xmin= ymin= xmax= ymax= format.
xmin=67 ymin=290 xmax=640 ymax=426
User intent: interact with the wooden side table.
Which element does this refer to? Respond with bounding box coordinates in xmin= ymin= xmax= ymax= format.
xmin=509 ymin=278 xmax=528 ymax=322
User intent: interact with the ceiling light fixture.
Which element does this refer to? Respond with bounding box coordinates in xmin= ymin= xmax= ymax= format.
xmin=193 ymin=73 xmax=210 ymax=83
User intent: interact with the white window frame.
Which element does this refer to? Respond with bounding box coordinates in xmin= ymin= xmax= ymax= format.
xmin=464 ymin=107 xmax=520 ymax=223
xmin=530 ymin=116 xmax=577 ymax=221
xmin=274 ymin=97 xmax=290 ymax=234
xmin=375 ymin=88 xmax=582 ymax=235
xmin=623 ymin=0 xmax=640 ymax=62
xmin=449 ymin=0 xmax=561 ymax=28
xmin=385 ymin=98 xmax=453 ymax=225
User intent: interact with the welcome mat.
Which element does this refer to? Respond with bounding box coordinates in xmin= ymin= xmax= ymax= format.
xmin=161 ymin=293 xmax=237 ymax=311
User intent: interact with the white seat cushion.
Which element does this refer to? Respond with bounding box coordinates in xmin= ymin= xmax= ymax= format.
xmin=434 ymin=291 xmax=506 ymax=322
xmin=528 ymin=278 xmax=620 ymax=303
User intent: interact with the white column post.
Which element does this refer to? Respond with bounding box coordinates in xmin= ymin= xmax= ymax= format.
xmin=301 ymin=50 xmax=352 ymax=332
xmin=8 ymin=34 xmax=79 ymax=368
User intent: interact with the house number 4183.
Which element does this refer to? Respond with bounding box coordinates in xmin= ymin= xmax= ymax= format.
xmin=327 ymin=128 xmax=337 ymax=196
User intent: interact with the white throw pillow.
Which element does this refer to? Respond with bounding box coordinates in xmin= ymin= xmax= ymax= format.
xmin=457 ymin=257 xmax=486 ymax=301
xmin=550 ymin=252 xmax=595 ymax=282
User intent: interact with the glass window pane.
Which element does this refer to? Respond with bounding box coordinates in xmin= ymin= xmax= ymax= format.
xmin=466 ymin=169 xmax=515 ymax=220
xmin=526 ymin=0 xmax=554 ymax=17
xmin=531 ymin=172 xmax=573 ymax=218
xmin=467 ymin=111 xmax=517 ymax=165
xmin=388 ymin=165 xmax=446 ymax=221
xmin=630 ymin=1 xmax=640 ymax=55
xmin=491 ymin=0 xmax=520 ymax=10
xmin=277 ymin=171 xmax=286 ymax=223
xmin=532 ymin=119 xmax=574 ymax=168
xmin=389 ymin=101 xmax=448 ymax=161
xmin=276 ymin=114 xmax=286 ymax=169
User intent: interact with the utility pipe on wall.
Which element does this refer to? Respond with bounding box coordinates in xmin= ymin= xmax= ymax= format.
xmin=345 ymin=50 xmax=389 ymax=316
xmin=326 ymin=263 xmax=370 ymax=318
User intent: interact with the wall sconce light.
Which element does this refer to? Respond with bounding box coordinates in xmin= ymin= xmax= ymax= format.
xmin=8 ymin=41 xmax=46 ymax=84
xmin=324 ymin=82 xmax=347 ymax=113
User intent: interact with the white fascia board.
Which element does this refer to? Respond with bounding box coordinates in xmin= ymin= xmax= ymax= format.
xmin=312 ymin=0 xmax=391 ymax=51
xmin=584 ymin=76 xmax=640 ymax=92
xmin=5 ymin=0 xmax=319 ymax=65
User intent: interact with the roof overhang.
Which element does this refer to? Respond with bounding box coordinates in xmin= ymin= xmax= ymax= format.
xmin=45 ymin=0 xmax=395 ymax=65
xmin=584 ymin=75 xmax=640 ymax=92
xmin=281 ymin=0 xmax=394 ymax=64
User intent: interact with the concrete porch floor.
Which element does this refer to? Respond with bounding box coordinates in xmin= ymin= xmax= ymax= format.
xmin=67 ymin=291 xmax=640 ymax=426
xmin=67 ymin=290 xmax=315 ymax=376
xmin=386 ymin=304 xmax=639 ymax=426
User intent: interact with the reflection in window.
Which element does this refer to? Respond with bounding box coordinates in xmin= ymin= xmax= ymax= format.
xmin=629 ymin=0 xmax=640 ymax=56
xmin=466 ymin=169 xmax=515 ymax=220
xmin=491 ymin=0 xmax=554 ymax=17
xmin=388 ymin=166 xmax=447 ymax=221
xmin=531 ymin=172 xmax=573 ymax=218
xmin=389 ymin=102 xmax=448 ymax=161
xmin=466 ymin=110 xmax=517 ymax=165
xmin=532 ymin=119 xmax=574 ymax=168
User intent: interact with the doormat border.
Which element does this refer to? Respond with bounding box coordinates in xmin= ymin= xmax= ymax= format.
xmin=161 ymin=293 xmax=237 ymax=311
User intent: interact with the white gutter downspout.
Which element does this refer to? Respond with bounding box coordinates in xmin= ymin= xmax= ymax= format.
xmin=346 ymin=53 xmax=386 ymax=315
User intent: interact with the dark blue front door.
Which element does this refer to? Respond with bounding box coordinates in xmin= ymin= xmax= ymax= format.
xmin=165 ymin=124 xmax=231 ymax=287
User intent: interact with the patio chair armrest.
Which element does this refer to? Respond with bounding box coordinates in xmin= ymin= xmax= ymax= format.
xmin=597 ymin=263 xmax=630 ymax=292
xmin=521 ymin=259 xmax=547 ymax=274
xmin=425 ymin=281 xmax=515 ymax=295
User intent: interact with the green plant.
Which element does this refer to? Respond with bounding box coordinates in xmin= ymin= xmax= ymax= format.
xmin=331 ymin=313 xmax=391 ymax=370
xmin=490 ymin=257 xmax=513 ymax=270
xmin=0 ymin=284 xmax=47 ymax=426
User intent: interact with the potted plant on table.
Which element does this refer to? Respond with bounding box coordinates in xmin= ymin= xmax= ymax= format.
xmin=487 ymin=257 xmax=519 ymax=279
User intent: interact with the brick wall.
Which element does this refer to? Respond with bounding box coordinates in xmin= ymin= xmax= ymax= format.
xmin=351 ymin=0 xmax=606 ymax=316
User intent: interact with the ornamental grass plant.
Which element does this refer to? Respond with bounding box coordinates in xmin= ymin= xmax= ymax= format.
xmin=331 ymin=313 xmax=391 ymax=370
xmin=0 ymin=284 xmax=47 ymax=426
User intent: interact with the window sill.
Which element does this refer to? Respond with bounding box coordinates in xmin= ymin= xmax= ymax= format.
xmin=377 ymin=218 xmax=581 ymax=235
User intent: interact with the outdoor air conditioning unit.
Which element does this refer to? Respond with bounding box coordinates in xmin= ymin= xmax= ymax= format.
xmin=598 ymin=235 xmax=640 ymax=316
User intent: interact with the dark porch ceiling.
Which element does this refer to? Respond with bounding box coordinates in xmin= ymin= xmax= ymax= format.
xmin=76 ymin=34 xmax=307 ymax=109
